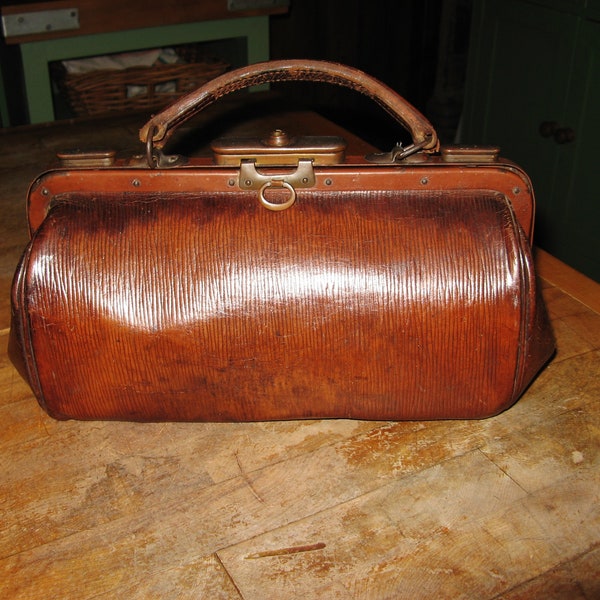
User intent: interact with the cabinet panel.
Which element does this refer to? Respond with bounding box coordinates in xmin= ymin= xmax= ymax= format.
xmin=556 ymin=19 xmax=600 ymax=278
xmin=586 ymin=0 xmax=600 ymax=20
xmin=464 ymin=0 xmax=575 ymax=238
xmin=519 ymin=0 xmax=586 ymax=14
xmin=463 ymin=0 xmax=599 ymax=281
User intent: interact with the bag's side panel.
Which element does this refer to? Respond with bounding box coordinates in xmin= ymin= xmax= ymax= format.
xmin=8 ymin=242 xmax=63 ymax=417
xmin=22 ymin=190 xmax=531 ymax=421
xmin=511 ymin=234 xmax=555 ymax=399
xmin=8 ymin=246 xmax=34 ymax=386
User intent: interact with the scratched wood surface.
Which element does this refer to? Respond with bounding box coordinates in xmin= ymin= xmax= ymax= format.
xmin=0 ymin=100 xmax=598 ymax=599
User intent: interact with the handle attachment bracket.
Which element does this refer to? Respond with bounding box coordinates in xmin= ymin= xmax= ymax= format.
xmin=365 ymin=137 xmax=433 ymax=164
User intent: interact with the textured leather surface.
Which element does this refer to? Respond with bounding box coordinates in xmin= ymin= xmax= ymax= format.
xmin=11 ymin=189 xmax=554 ymax=421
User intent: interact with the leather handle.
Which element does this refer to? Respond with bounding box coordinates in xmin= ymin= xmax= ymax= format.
xmin=139 ymin=59 xmax=439 ymax=156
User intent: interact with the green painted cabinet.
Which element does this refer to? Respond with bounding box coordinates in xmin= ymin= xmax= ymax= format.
xmin=462 ymin=0 xmax=600 ymax=281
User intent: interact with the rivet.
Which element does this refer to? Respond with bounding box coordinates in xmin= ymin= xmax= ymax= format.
xmin=513 ymin=187 xmax=521 ymax=194
xmin=421 ymin=177 xmax=429 ymax=185
xmin=132 ymin=179 xmax=141 ymax=187
xmin=41 ymin=188 xmax=49 ymax=196
xmin=325 ymin=178 xmax=333 ymax=186
xmin=228 ymin=178 xmax=235 ymax=186
xmin=264 ymin=129 xmax=291 ymax=147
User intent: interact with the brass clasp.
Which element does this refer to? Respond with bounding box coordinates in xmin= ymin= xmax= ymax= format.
xmin=239 ymin=159 xmax=315 ymax=211
xmin=258 ymin=180 xmax=296 ymax=211
xmin=239 ymin=159 xmax=315 ymax=190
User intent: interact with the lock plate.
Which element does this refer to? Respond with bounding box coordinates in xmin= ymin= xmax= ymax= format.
xmin=212 ymin=130 xmax=346 ymax=166
xmin=239 ymin=159 xmax=315 ymax=211
xmin=239 ymin=159 xmax=315 ymax=190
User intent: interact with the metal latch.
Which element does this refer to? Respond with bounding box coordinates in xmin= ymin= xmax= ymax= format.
xmin=57 ymin=149 xmax=116 ymax=168
xmin=239 ymin=159 xmax=315 ymax=211
xmin=441 ymin=145 xmax=500 ymax=163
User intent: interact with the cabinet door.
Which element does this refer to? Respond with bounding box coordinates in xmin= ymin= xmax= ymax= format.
xmin=556 ymin=19 xmax=600 ymax=280
xmin=462 ymin=0 xmax=580 ymax=262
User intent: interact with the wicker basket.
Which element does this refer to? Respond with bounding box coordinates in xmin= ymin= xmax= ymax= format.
xmin=57 ymin=55 xmax=229 ymax=117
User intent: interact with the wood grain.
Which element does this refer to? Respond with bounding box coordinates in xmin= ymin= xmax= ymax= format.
xmin=1 ymin=108 xmax=599 ymax=599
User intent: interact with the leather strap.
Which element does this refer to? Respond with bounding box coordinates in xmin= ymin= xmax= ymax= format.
xmin=139 ymin=59 xmax=439 ymax=154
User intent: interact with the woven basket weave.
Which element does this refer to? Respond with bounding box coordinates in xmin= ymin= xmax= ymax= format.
xmin=58 ymin=56 xmax=229 ymax=117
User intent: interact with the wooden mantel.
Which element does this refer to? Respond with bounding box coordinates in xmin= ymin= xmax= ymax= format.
xmin=1 ymin=0 xmax=289 ymax=45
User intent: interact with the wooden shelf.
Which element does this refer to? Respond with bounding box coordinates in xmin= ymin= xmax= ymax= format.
xmin=1 ymin=0 xmax=289 ymax=44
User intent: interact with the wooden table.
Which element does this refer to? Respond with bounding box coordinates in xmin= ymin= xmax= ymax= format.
xmin=1 ymin=103 xmax=599 ymax=598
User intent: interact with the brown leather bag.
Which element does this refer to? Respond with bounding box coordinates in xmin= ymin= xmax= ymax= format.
xmin=9 ymin=60 xmax=554 ymax=421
